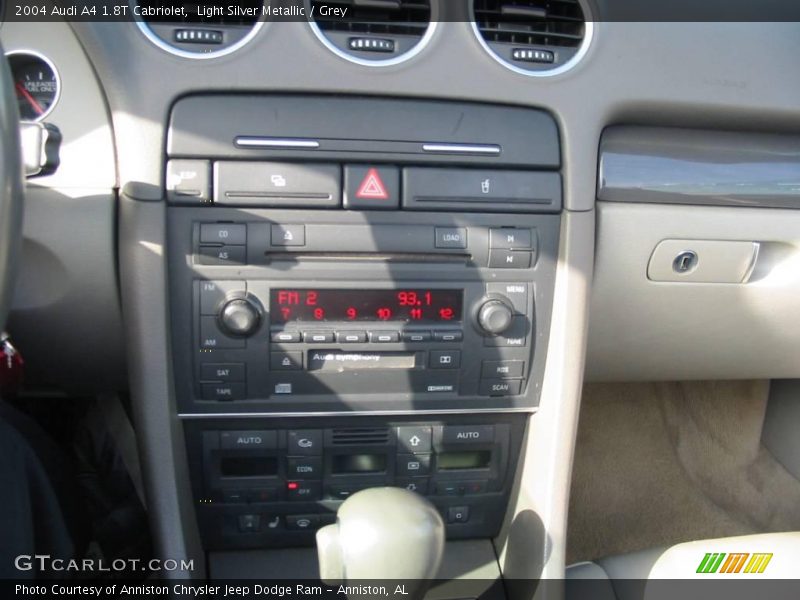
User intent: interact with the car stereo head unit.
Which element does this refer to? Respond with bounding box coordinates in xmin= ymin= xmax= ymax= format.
xmin=270 ymin=288 xmax=464 ymax=324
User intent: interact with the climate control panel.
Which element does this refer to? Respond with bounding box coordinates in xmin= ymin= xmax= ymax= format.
xmin=184 ymin=414 xmax=525 ymax=549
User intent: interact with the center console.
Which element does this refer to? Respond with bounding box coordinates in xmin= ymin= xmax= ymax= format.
xmin=165 ymin=95 xmax=562 ymax=551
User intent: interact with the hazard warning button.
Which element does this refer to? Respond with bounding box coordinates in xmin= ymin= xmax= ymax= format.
xmin=344 ymin=165 xmax=399 ymax=211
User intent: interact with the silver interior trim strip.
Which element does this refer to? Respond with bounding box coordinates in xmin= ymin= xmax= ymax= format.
xmin=179 ymin=407 xmax=536 ymax=419
xmin=235 ymin=137 xmax=321 ymax=149
xmin=422 ymin=143 xmax=501 ymax=155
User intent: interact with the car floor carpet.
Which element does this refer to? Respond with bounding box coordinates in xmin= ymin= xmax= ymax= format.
xmin=567 ymin=380 xmax=800 ymax=564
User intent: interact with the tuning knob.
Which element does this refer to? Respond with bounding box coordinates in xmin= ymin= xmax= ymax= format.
xmin=218 ymin=298 xmax=261 ymax=337
xmin=477 ymin=298 xmax=514 ymax=336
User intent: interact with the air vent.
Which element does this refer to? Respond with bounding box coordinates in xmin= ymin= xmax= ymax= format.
xmin=330 ymin=427 xmax=391 ymax=446
xmin=309 ymin=0 xmax=435 ymax=66
xmin=134 ymin=1 xmax=264 ymax=59
xmin=473 ymin=0 xmax=593 ymax=75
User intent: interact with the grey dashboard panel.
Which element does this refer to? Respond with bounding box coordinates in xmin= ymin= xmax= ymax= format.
xmin=8 ymin=187 xmax=126 ymax=391
xmin=70 ymin=21 xmax=800 ymax=212
xmin=587 ymin=201 xmax=800 ymax=382
xmin=599 ymin=126 xmax=800 ymax=209
xmin=169 ymin=95 xmax=560 ymax=168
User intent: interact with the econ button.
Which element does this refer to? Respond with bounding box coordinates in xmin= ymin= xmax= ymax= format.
xmin=344 ymin=165 xmax=399 ymax=210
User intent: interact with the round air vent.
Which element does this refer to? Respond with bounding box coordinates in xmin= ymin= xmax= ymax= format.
xmin=309 ymin=0 xmax=435 ymax=66
xmin=472 ymin=0 xmax=593 ymax=76
xmin=134 ymin=0 xmax=265 ymax=59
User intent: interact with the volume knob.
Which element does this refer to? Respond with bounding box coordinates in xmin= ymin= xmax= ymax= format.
xmin=219 ymin=298 xmax=261 ymax=337
xmin=477 ymin=299 xmax=514 ymax=336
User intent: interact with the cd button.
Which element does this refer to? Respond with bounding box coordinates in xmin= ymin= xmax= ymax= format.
xmin=200 ymin=223 xmax=246 ymax=245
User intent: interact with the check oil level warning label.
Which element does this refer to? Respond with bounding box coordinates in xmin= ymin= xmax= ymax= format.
xmin=308 ymin=351 xmax=420 ymax=372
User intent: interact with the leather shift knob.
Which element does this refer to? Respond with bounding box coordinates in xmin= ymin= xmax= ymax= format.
xmin=316 ymin=487 xmax=445 ymax=598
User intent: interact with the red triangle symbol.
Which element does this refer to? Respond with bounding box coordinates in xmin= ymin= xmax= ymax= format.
xmin=355 ymin=168 xmax=389 ymax=200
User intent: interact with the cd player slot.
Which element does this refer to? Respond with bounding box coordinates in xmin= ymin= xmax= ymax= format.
xmin=263 ymin=252 xmax=472 ymax=264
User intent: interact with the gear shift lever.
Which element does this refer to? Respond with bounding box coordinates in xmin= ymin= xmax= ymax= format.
xmin=316 ymin=487 xmax=445 ymax=599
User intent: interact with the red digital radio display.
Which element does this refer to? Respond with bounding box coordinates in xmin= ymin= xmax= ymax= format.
xmin=271 ymin=289 xmax=463 ymax=323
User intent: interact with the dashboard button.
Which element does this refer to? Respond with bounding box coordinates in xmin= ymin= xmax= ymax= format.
xmin=201 ymin=383 xmax=246 ymax=401
xmin=397 ymin=454 xmax=431 ymax=476
xmin=486 ymin=283 xmax=528 ymax=315
xmin=200 ymin=316 xmax=245 ymax=349
xmin=488 ymin=249 xmax=532 ymax=269
xmin=435 ymin=227 xmax=468 ymax=249
xmin=198 ymin=245 xmax=247 ymax=266
xmin=200 ymin=223 xmax=246 ymax=245
xmin=271 ymin=330 xmax=301 ymax=343
xmin=303 ymin=331 xmax=335 ymax=343
xmin=287 ymin=430 xmax=323 ymax=456
xmin=395 ymin=478 xmax=429 ymax=495
xmin=369 ymin=331 xmax=400 ymax=343
xmin=337 ymin=331 xmax=367 ymax=343
xmin=271 ymin=351 xmax=303 ymax=371
xmin=271 ymin=224 xmax=306 ymax=247
xmin=344 ymin=165 xmax=400 ymax=210
xmin=220 ymin=430 xmax=277 ymax=450
xmin=447 ymin=506 xmax=470 ymax=524
xmin=481 ymin=360 xmax=524 ymax=379
xmin=287 ymin=457 xmax=323 ymax=480
xmin=479 ymin=379 xmax=523 ymax=396
xmin=286 ymin=481 xmax=322 ymax=502
xmin=489 ymin=228 xmax=533 ymax=250
xmin=167 ymin=160 xmax=210 ymax=204
xmin=442 ymin=425 xmax=495 ymax=445
xmin=286 ymin=514 xmax=320 ymax=530
xmin=432 ymin=330 xmax=463 ymax=342
xmin=200 ymin=363 xmax=245 ymax=382
xmin=238 ymin=514 xmax=261 ymax=533
xmin=429 ymin=350 xmax=461 ymax=369
xmin=396 ymin=426 xmax=432 ymax=453
xmin=483 ymin=316 xmax=529 ymax=347
xmin=199 ymin=280 xmax=245 ymax=315
xmin=401 ymin=330 xmax=431 ymax=343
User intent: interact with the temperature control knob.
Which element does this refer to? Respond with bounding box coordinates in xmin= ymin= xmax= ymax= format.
xmin=477 ymin=299 xmax=514 ymax=336
xmin=219 ymin=298 xmax=261 ymax=337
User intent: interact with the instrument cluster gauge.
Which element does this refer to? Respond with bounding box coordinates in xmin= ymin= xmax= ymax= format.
xmin=6 ymin=51 xmax=61 ymax=122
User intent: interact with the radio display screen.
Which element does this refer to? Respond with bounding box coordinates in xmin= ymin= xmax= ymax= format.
xmin=271 ymin=289 xmax=463 ymax=323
